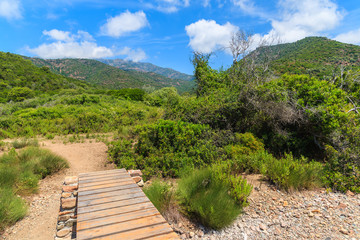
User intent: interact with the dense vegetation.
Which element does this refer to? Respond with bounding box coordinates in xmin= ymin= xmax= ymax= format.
xmin=29 ymin=58 xmax=195 ymax=93
xmin=0 ymin=52 xmax=89 ymax=103
xmin=252 ymin=37 xmax=360 ymax=78
xmin=100 ymin=59 xmax=194 ymax=81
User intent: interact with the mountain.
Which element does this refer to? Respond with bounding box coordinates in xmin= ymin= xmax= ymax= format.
xmin=0 ymin=52 xmax=89 ymax=102
xmin=251 ymin=37 xmax=360 ymax=77
xmin=28 ymin=58 xmax=195 ymax=93
xmin=99 ymin=59 xmax=194 ymax=81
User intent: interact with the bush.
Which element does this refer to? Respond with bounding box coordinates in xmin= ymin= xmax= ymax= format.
xmin=143 ymin=180 xmax=174 ymax=214
xmin=263 ymin=154 xmax=323 ymax=191
xmin=18 ymin=147 xmax=69 ymax=178
xmin=8 ymin=87 xmax=34 ymax=102
xmin=177 ymin=168 xmax=243 ymax=230
xmin=0 ymin=188 xmax=27 ymax=230
xmin=11 ymin=138 xmax=39 ymax=149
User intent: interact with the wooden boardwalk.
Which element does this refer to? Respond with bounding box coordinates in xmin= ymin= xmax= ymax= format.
xmin=76 ymin=169 xmax=179 ymax=240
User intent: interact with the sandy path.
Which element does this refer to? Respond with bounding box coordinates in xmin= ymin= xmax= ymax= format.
xmin=2 ymin=140 xmax=115 ymax=240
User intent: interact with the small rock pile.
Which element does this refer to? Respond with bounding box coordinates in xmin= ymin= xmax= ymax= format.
xmin=55 ymin=176 xmax=78 ymax=240
xmin=128 ymin=169 xmax=144 ymax=187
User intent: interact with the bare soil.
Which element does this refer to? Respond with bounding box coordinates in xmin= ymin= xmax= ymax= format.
xmin=1 ymin=139 xmax=115 ymax=240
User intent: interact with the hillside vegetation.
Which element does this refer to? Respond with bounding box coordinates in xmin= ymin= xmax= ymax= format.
xmin=0 ymin=52 xmax=89 ymax=103
xmin=252 ymin=37 xmax=360 ymax=78
xmin=99 ymin=59 xmax=194 ymax=81
xmin=29 ymin=58 xmax=195 ymax=93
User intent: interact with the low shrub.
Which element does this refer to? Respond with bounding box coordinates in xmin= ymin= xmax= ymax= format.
xmin=12 ymin=138 xmax=39 ymax=149
xmin=263 ymin=154 xmax=323 ymax=191
xmin=0 ymin=188 xmax=27 ymax=230
xmin=177 ymin=168 xmax=243 ymax=230
xmin=143 ymin=180 xmax=175 ymax=214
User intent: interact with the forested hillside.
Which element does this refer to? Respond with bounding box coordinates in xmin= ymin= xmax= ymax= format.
xmin=0 ymin=52 xmax=88 ymax=103
xmin=29 ymin=58 xmax=195 ymax=93
xmin=252 ymin=37 xmax=360 ymax=78
xmin=99 ymin=59 xmax=194 ymax=81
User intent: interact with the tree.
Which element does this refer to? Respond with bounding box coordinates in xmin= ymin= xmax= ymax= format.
xmin=7 ymin=87 xmax=34 ymax=102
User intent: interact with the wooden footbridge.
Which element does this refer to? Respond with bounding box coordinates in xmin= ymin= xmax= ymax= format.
xmin=76 ymin=169 xmax=179 ymax=240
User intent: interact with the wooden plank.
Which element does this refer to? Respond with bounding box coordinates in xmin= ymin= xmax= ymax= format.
xmin=79 ymin=172 xmax=129 ymax=181
xmin=78 ymin=196 xmax=150 ymax=214
xmin=77 ymin=187 xmax=142 ymax=202
xmin=77 ymin=208 xmax=160 ymax=231
xmin=88 ymin=224 xmax=177 ymax=240
xmin=79 ymin=180 xmax=135 ymax=192
xmin=80 ymin=178 xmax=134 ymax=188
xmin=77 ymin=215 xmax=167 ymax=240
xmin=77 ymin=202 xmax=154 ymax=222
xmin=79 ymin=174 xmax=130 ymax=184
xmin=79 ymin=169 xmax=126 ymax=177
xmin=78 ymin=183 xmax=139 ymax=196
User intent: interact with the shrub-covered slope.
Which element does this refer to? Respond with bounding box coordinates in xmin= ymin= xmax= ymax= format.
xmin=29 ymin=58 xmax=195 ymax=93
xmin=252 ymin=37 xmax=360 ymax=78
xmin=0 ymin=52 xmax=89 ymax=102
xmin=99 ymin=59 xmax=194 ymax=81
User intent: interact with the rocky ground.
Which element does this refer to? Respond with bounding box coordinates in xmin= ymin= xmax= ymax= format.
xmin=172 ymin=175 xmax=360 ymax=240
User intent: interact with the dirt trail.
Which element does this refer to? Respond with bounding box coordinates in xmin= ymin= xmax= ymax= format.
xmin=2 ymin=139 xmax=115 ymax=240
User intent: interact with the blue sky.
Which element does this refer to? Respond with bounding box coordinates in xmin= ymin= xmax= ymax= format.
xmin=1 ymin=0 xmax=360 ymax=74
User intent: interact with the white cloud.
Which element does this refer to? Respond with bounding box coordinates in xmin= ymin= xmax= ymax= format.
xmin=203 ymin=0 xmax=210 ymax=7
xmin=0 ymin=0 xmax=22 ymax=20
xmin=268 ymin=0 xmax=343 ymax=42
xmin=185 ymin=19 xmax=239 ymax=53
xmin=119 ymin=47 xmax=147 ymax=62
xmin=335 ymin=28 xmax=360 ymax=45
xmin=100 ymin=10 xmax=149 ymax=37
xmin=43 ymin=29 xmax=73 ymax=42
xmin=27 ymin=29 xmax=114 ymax=59
xmin=146 ymin=0 xmax=190 ymax=13
xmin=232 ymin=0 xmax=256 ymax=14
xmin=27 ymin=41 xmax=114 ymax=59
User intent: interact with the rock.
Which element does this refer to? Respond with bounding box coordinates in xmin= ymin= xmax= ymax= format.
xmin=346 ymin=190 xmax=355 ymax=197
xmin=64 ymin=176 xmax=78 ymax=185
xmin=137 ymin=179 xmax=144 ymax=187
xmin=61 ymin=198 xmax=77 ymax=209
xmin=340 ymin=228 xmax=349 ymax=235
xmin=280 ymin=221 xmax=287 ymax=228
xmin=58 ymin=214 xmax=71 ymax=221
xmin=61 ymin=192 xmax=72 ymax=198
xmin=308 ymin=212 xmax=314 ymax=217
xmin=128 ymin=169 xmax=143 ymax=177
xmin=56 ymin=228 xmax=70 ymax=237
xmin=311 ymin=209 xmax=321 ymax=214
xmin=59 ymin=210 xmax=74 ymax=216
xmin=259 ymin=223 xmax=267 ymax=231
xmin=338 ymin=203 xmax=347 ymax=209
xmin=56 ymin=223 xmax=65 ymax=230
xmin=132 ymin=176 xmax=142 ymax=183
xmin=62 ymin=185 xmax=78 ymax=192
xmin=65 ymin=218 xmax=77 ymax=227
xmin=189 ymin=232 xmax=195 ymax=238
xmin=283 ymin=201 xmax=288 ymax=207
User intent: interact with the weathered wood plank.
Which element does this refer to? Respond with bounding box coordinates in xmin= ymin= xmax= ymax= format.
xmin=77 ymin=215 xmax=167 ymax=240
xmin=77 ymin=208 xmax=160 ymax=231
xmin=77 ymin=187 xmax=142 ymax=202
xmin=78 ymin=183 xmax=139 ymax=196
xmin=79 ymin=180 xmax=135 ymax=192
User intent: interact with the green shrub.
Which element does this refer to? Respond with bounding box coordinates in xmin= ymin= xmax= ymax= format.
xmin=18 ymin=147 xmax=69 ymax=178
xmin=143 ymin=180 xmax=174 ymax=214
xmin=7 ymin=87 xmax=34 ymax=102
xmin=0 ymin=188 xmax=27 ymax=230
xmin=12 ymin=138 xmax=39 ymax=149
xmin=263 ymin=154 xmax=323 ymax=191
xmin=177 ymin=168 xmax=243 ymax=230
